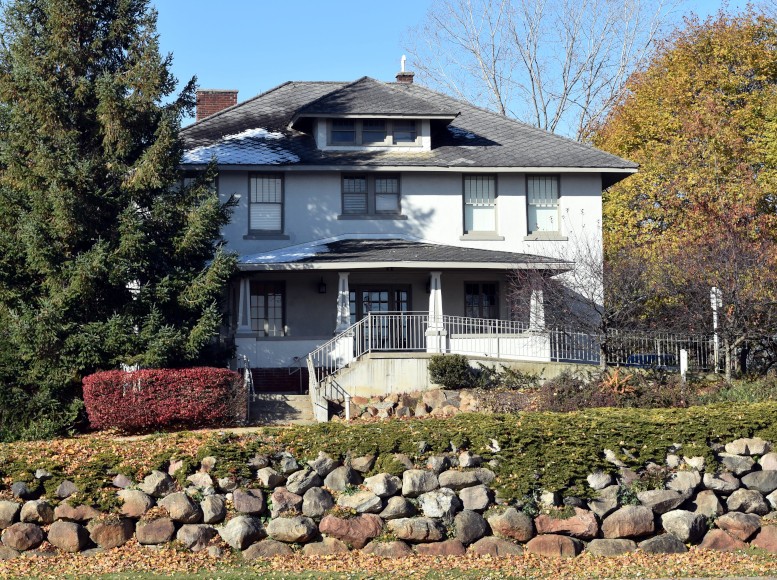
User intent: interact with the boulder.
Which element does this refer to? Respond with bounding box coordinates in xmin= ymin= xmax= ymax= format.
xmin=760 ymin=452 xmax=777 ymax=471
xmin=458 ymin=451 xmax=481 ymax=468
xmin=285 ymin=468 xmax=323 ymax=495
xmin=324 ymin=466 xmax=362 ymax=491
xmin=726 ymin=488 xmax=769 ymax=515
xmin=0 ymin=546 xmax=19 ymax=560
xmin=248 ymin=454 xmax=270 ymax=470
xmin=459 ymin=485 xmax=492 ymax=512
xmin=468 ymin=536 xmax=523 ymax=556
xmin=601 ymin=505 xmax=655 ymax=539
xmin=535 ymin=507 xmax=598 ymax=540
xmin=362 ymin=540 xmax=413 ymax=557
xmin=219 ymin=515 xmax=266 ymax=550
xmin=666 ymin=470 xmax=701 ymax=494
xmin=10 ymin=482 xmax=35 ymax=500
xmin=54 ymin=480 xmax=79 ymax=500
xmin=176 ymin=524 xmax=218 ymax=552
xmin=684 ymin=456 xmax=706 ymax=471
xmin=308 ymin=452 xmax=340 ymax=477
xmin=698 ymin=529 xmax=749 ymax=551
xmin=718 ymin=453 xmax=755 ymax=476
xmin=751 ymin=526 xmax=777 ymax=554
xmin=692 ymin=490 xmax=725 ymax=517
xmin=638 ymin=533 xmax=688 ymax=554
xmin=19 ymin=500 xmax=54 ymax=525
xmin=159 ymin=492 xmax=202 ymax=523
xmin=201 ymin=495 xmax=227 ymax=524
xmin=768 ymin=489 xmax=777 ymax=510
xmin=111 ymin=475 xmax=132 ymax=490
xmin=364 ymin=473 xmax=402 ymax=498
xmin=319 ymin=514 xmax=383 ymax=549
xmin=703 ymin=471 xmax=740 ymax=493
xmin=302 ymin=537 xmax=350 ymax=555
xmin=200 ymin=456 xmax=217 ymax=473
xmin=418 ymin=488 xmax=462 ymax=519
xmin=525 ymin=534 xmax=583 ymax=558
xmin=637 ymin=489 xmax=684 ymax=514
xmin=271 ymin=488 xmax=303 ymax=519
xmin=136 ymin=518 xmax=175 ymax=545
xmin=487 ymin=507 xmax=535 ymax=542
xmin=425 ymin=455 xmax=451 ymax=474
xmin=256 ymin=467 xmax=286 ymax=489
xmin=47 ymin=521 xmax=90 ymax=553
xmin=725 ymin=437 xmax=770 ymax=456
xmin=741 ymin=470 xmax=777 ymax=494
xmin=586 ymin=538 xmax=637 ymax=557
xmin=474 ymin=468 xmax=497 ymax=485
xmin=350 ymin=455 xmax=376 ymax=474
xmin=587 ymin=471 xmax=613 ymax=491
xmin=454 ymin=510 xmax=489 ymax=545
xmin=118 ymin=489 xmax=154 ymax=518
xmin=715 ymin=512 xmax=761 ymax=541
xmin=302 ymin=487 xmax=334 ymax=519
xmin=266 ymin=516 xmax=317 ymax=543
xmin=387 ymin=517 xmax=445 ymax=543
xmin=337 ymin=490 xmax=383 ymax=514
xmin=415 ymin=539 xmax=466 ymax=556
xmin=1 ymin=523 xmax=44 ymax=551
xmin=588 ymin=485 xmax=620 ymax=519
xmin=186 ymin=473 xmax=213 ymax=492
xmin=277 ymin=453 xmax=300 ymax=475
xmin=401 ymin=470 xmax=438 ymax=497
xmin=242 ymin=539 xmax=293 ymax=559
xmin=138 ymin=470 xmax=175 ymax=498
xmin=88 ymin=518 xmax=135 ymax=549
xmin=217 ymin=477 xmax=238 ymax=493
xmin=0 ymin=502 xmax=20 ymax=530
xmin=232 ymin=489 xmax=265 ymax=515
xmin=54 ymin=503 xmax=101 ymax=523
xmin=660 ymin=510 xmax=706 ymax=543
xmin=379 ymin=496 xmax=417 ymax=520
xmin=438 ymin=470 xmax=480 ymax=490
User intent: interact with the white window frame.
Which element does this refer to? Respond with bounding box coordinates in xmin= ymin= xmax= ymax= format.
xmin=463 ymin=175 xmax=497 ymax=233
xmin=250 ymin=281 xmax=285 ymax=336
xmin=527 ymin=175 xmax=560 ymax=234
xmin=328 ymin=119 xmax=419 ymax=146
xmin=341 ymin=174 xmax=401 ymax=216
xmin=249 ymin=174 xmax=284 ymax=234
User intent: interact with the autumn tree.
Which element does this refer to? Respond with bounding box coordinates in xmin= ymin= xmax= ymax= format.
xmin=0 ymin=0 xmax=236 ymax=441
xmin=405 ymin=0 xmax=672 ymax=139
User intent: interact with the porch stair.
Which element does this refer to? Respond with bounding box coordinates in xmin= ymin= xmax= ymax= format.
xmin=249 ymin=393 xmax=315 ymax=425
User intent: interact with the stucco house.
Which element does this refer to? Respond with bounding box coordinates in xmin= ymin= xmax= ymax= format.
xmin=181 ymin=70 xmax=636 ymax=420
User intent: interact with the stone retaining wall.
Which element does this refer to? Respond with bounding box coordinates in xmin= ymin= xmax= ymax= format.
xmin=2 ymin=437 xmax=777 ymax=560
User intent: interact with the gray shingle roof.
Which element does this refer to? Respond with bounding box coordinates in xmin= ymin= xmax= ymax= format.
xmin=238 ymin=238 xmax=568 ymax=271
xmin=182 ymin=77 xmax=637 ymax=172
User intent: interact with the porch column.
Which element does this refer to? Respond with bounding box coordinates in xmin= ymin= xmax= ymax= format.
xmin=425 ymin=271 xmax=447 ymax=353
xmin=334 ymin=272 xmax=350 ymax=333
xmin=237 ymin=278 xmax=252 ymax=333
xmin=529 ymin=288 xmax=545 ymax=331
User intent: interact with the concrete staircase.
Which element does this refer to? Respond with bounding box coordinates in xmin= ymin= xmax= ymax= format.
xmin=249 ymin=393 xmax=315 ymax=425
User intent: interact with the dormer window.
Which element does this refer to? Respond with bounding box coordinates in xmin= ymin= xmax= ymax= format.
xmin=327 ymin=119 xmax=419 ymax=146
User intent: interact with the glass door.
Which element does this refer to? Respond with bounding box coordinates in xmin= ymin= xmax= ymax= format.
xmin=350 ymin=286 xmax=411 ymax=351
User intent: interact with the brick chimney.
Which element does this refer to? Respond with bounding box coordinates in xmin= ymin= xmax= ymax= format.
xmin=196 ymin=89 xmax=238 ymax=121
xmin=395 ymin=71 xmax=415 ymax=84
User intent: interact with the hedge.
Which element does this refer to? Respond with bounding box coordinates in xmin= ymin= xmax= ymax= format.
xmin=83 ymin=367 xmax=244 ymax=432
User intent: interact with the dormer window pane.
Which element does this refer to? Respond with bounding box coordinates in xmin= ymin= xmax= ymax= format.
xmin=331 ymin=119 xmax=355 ymax=144
xmin=362 ymin=120 xmax=386 ymax=144
xmin=342 ymin=176 xmax=367 ymax=214
xmin=393 ymin=120 xmax=417 ymax=143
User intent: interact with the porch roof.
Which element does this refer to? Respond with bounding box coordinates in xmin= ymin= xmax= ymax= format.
xmin=237 ymin=238 xmax=570 ymax=271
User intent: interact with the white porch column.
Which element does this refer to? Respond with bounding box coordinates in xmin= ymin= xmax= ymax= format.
xmin=529 ymin=288 xmax=545 ymax=331
xmin=334 ymin=272 xmax=351 ymax=333
xmin=237 ymin=278 xmax=252 ymax=333
xmin=425 ymin=271 xmax=447 ymax=353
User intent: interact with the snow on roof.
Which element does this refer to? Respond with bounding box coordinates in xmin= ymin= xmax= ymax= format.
xmin=182 ymin=127 xmax=300 ymax=165
xmin=241 ymin=240 xmax=329 ymax=264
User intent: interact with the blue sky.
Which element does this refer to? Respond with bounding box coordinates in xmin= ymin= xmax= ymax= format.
xmin=154 ymin=0 xmax=753 ymax=124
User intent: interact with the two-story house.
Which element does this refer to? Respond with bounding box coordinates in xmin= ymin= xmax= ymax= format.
xmin=181 ymin=72 xmax=636 ymax=415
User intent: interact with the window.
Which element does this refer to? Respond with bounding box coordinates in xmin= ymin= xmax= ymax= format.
xmin=465 ymin=283 xmax=498 ymax=319
xmin=250 ymin=282 xmax=285 ymax=336
xmin=328 ymin=119 xmax=419 ymax=146
xmin=341 ymin=174 xmax=401 ymax=216
xmin=527 ymin=175 xmax=559 ymax=233
xmin=463 ymin=175 xmax=496 ymax=232
xmin=249 ymin=174 xmax=283 ymax=233
xmin=182 ymin=171 xmax=216 ymax=192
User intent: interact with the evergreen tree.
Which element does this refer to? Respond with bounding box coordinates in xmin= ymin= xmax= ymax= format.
xmin=0 ymin=0 xmax=236 ymax=440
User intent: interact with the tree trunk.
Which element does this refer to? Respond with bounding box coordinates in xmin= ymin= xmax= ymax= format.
xmin=724 ymin=336 xmax=732 ymax=382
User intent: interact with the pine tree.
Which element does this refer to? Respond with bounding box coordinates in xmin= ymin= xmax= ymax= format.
xmin=0 ymin=0 xmax=236 ymax=440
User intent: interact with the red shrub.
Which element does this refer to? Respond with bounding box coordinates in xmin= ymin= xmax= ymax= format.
xmin=83 ymin=367 xmax=244 ymax=432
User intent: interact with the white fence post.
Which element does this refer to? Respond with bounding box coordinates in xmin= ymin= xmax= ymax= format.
xmin=680 ymin=349 xmax=688 ymax=382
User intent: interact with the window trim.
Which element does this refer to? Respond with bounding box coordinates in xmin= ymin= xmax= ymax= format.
xmin=249 ymin=281 xmax=286 ymax=337
xmin=328 ymin=119 xmax=420 ymax=147
xmin=340 ymin=173 xmax=403 ymax=218
xmin=464 ymin=281 xmax=499 ymax=320
xmin=248 ymin=173 xmax=284 ymax=234
xmin=462 ymin=174 xmax=498 ymax=235
xmin=526 ymin=174 xmax=561 ymax=235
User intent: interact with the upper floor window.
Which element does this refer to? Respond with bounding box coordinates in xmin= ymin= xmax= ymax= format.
xmin=342 ymin=174 xmax=400 ymax=216
xmin=249 ymin=174 xmax=283 ymax=233
xmin=527 ymin=175 xmax=559 ymax=233
xmin=463 ymin=175 xmax=496 ymax=233
xmin=328 ymin=119 xmax=419 ymax=146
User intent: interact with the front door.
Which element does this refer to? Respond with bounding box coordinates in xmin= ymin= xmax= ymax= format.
xmin=350 ymin=285 xmax=411 ymax=351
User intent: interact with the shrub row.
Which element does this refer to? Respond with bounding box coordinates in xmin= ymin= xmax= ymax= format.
xmin=82 ymin=367 xmax=243 ymax=432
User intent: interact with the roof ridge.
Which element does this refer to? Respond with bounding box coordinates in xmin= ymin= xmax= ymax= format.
xmin=402 ymin=83 xmax=636 ymax=167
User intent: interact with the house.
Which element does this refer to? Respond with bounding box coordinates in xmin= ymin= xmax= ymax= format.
xmin=181 ymin=70 xmax=636 ymax=420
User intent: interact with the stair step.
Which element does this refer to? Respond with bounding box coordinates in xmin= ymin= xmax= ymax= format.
xmin=249 ymin=393 xmax=315 ymax=425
